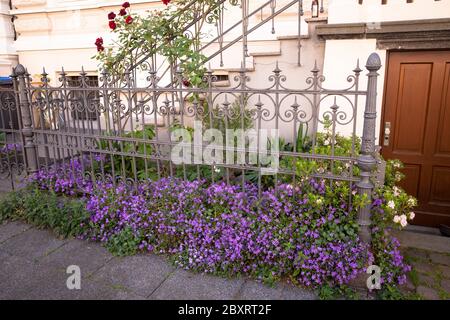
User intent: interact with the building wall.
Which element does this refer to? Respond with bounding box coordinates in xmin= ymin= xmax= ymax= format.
xmin=322 ymin=0 xmax=450 ymax=143
xmin=328 ymin=0 xmax=450 ymax=24
xmin=0 ymin=0 xmax=18 ymax=75
xmin=11 ymin=0 xmax=327 ymax=82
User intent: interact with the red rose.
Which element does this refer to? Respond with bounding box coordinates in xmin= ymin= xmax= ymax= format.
xmin=182 ymin=79 xmax=191 ymax=87
xmin=125 ymin=15 xmax=133 ymax=24
xmin=109 ymin=21 xmax=117 ymax=30
xmin=122 ymin=1 xmax=130 ymax=8
xmin=95 ymin=37 xmax=104 ymax=52
xmin=162 ymin=0 xmax=171 ymax=5
xmin=107 ymin=12 xmax=116 ymax=20
xmin=119 ymin=8 xmax=127 ymax=16
xmin=95 ymin=37 xmax=103 ymax=46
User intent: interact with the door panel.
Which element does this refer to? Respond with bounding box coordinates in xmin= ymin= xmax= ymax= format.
xmin=382 ymin=51 xmax=450 ymax=227
xmin=393 ymin=63 xmax=431 ymax=154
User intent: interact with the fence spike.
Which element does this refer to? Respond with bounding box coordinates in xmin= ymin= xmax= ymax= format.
xmin=273 ymin=60 xmax=281 ymax=74
xmin=312 ymin=60 xmax=319 ymax=73
xmin=353 ymin=59 xmax=362 ymax=74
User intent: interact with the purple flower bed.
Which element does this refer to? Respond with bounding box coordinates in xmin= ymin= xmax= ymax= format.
xmin=371 ymin=197 xmax=411 ymax=286
xmin=26 ymin=155 xmax=412 ymax=290
xmin=29 ymin=158 xmax=372 ymax=288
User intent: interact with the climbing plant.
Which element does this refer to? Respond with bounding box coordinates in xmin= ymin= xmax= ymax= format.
xmin=94 ymin=0 xmax=239 ymax=87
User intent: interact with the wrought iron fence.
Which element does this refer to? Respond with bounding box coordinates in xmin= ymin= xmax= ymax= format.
xmin=0 ymin=86 xmax=25 ymax=191
xmin=2 ymin=52 xmax=381 ymax=242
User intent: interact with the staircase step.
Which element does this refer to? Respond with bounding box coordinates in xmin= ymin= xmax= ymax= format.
xmin=249 ymin=51 xmax=282 ymax=57
xmin=276 ymin=34 xmax=310 ymax=40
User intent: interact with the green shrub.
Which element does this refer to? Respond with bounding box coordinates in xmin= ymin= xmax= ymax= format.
xmin=105 ymin=227 xmax=141 ymax=256
xmin=0 ymin=187 xmax=90 ymax=238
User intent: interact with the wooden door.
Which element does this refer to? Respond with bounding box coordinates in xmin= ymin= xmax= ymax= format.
xmin=381 ymin=50 xmax=450 ymax=227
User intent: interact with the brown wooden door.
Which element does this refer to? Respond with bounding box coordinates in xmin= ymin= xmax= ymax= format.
xmin=381 ymin=50 xmax=450 ymax=227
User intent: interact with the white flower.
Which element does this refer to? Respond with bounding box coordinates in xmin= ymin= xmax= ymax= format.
xmin=409 ymin=212 xmax=415 ymax=220
xmin=393 ymin=215 xmax=401 ymax=223
xmin=323 ymin=139 xmax=330 ymax=146
xmin=407 ymin=197 xmax=417 ymax=207
xmin=316 ymin=198 xmax=323 ymax=206
xmin=400 ymin=214 xmax=408 ymax=227
xmin=387 ymin=200 xmax=395 ymax=210
xmin=393 ymin=186 xmax=400 ymax=197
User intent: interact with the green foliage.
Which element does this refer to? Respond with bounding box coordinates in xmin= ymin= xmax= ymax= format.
xmin=296 ymin=122 xmax=311 ymax=153
xmin=318 ymin=284 xmax=359 ymax=300
xmin=0 ymin=187 xmax=89 ymax=238
xmin=105 ymin=227 xmax=141 ymax=256
xmin=377 ymin=284 xmax=422 ymax=300
xmin=94 ymin=1 xmax=239 ymax=86
xmin=97 ymin=124 xmax=158 ymax=180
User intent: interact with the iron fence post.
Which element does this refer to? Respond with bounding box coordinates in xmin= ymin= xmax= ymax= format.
xmin=14 ymin=64 xmax=38 ymax=175
xmin=357 ymin=53 xmax=382 ymax=244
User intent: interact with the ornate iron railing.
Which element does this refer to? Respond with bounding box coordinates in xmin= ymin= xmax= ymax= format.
xmin=2 ymin=52 xmax=382 ymax=243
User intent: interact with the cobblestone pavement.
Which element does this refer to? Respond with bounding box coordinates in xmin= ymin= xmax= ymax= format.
xmin=394 ymin=228 xmax=450 ymax=300
xmin=401 ymin=247 xmax=450 ymax=300
xmin=0 ymin=221 xmax=317 ymax=300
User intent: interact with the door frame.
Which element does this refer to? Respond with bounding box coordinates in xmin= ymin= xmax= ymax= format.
xmin=379 ymin=49 xmax=450 ymax=227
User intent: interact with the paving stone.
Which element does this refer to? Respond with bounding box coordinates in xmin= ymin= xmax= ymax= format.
xmin=0 ymin=221 xmax=31 ymax=244
xmin=438 ymin=265 xmax=450 ymax=279
xmin=418 ymin=274 xmax=436 ymax=287
xmin=150 ymin=269 xmax=244 ymax=300
xmin=1 ymin=228 xmax=66 ymax=262
xmin=38 ymin=239 xmax=113 ymax=277
xmin=392 ymin=230 xmax=450 ymax=254
xmin=236 ymin=280 xmax=283 ymax=300
xmin=0 ymin=250 xmax=44 ymax=299
xmin=416 ymin=286 xmax=440 ymax=300
xmin=24 ymin=277 xmax=146 ymax=300
xmin=405 ymin=248 xmax=429 ymax=261
xmin=403 ymin=277 xmax=416 ymax=291
xmin=429 ymin=253 xmax=450 ymax=267
xmin=413 ymin=262 xmax=435 ymax=275
xmin=90 ymin=254 xmax=175 ymax=298
xmin=441 ymin=279 xmax=450 ymax=293
xmin=279 ymin=283 xmax=317 ymax=300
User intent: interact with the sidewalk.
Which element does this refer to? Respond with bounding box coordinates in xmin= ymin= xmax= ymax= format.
xmin=393 ymin=228 xmax=450 ymax=300
xmin=0 ymin=221 xmax=317 ymax=300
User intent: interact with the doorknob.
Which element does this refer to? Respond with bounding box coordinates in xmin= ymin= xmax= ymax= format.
xmin=383 ymin=122 xmax=391 ymax=146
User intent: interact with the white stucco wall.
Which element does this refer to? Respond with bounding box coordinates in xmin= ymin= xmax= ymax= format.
xmin=322 ymin=39 xmax=386 ymax=144
xmin=0 ymin=0 xmax=18 ymax=75
xmin=328 ymin=0 xmax=450 ymax=24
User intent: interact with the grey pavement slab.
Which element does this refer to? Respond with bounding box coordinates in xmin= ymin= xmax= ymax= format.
xmin=279 ymin=283 xmax=317 ymax=300
xmin=0 ymin=221 xmax=32 ymax=244
xmin=0 ymin=227 xmax=67 ymax=262
xmin=150 ymin=269 xmax=245 ymax=300
xmin=236 ymin=280 xmax=283 ymax=300
xmin=429 ymin=252 xmax=450 ymax=267
xmin=392 ymin=229 xmax=450 ymax=254
xmin=38 ymin=239 xmax=114 ymax=278
xmin=90 ymin=254 xmax=175 ymax=298
xmin=0 ymin=222 xmax=318 ymax=300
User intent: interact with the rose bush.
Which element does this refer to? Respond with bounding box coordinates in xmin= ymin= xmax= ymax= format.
xmin=94 ymin=1 xmax=239 ymax=87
